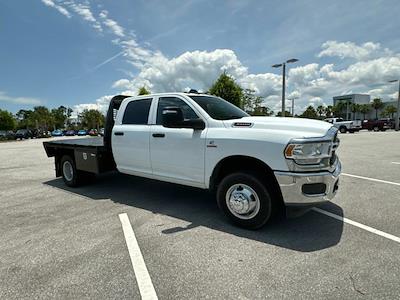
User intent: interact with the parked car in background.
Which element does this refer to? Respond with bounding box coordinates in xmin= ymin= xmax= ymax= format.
xmin=99 ymin=128 xmax=104 ymax=136
xmin=0 ymin=130 xmax=15 ymax=140
xmin=51 ymin=129 xmax=64 ymax=137
xmin=324 ymin=117 xmax=361 ymax=133
xmin=33 ymin=129 xmax=51 ymax=138
xmin=77 ymin=129 xmax=87 ymax=136
xmin=88 ymin=129 xmax=98 ymax=136
xmin=15 ymin=129 xmax=33 ymax=139
xmin=362 ymin=119 xmax=392 ymax=131
xmin=65 ymin=130 xmax=76 ymax=136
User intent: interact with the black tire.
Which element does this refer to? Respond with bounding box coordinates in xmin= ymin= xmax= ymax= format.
xmin=373 ymin=126 xmax=379 ymax=132
xmin=216 ymin=172 xmax=275 ymax=229
xmin=339 ymin=126 xmax=347 ymax=133
xmin=60 ymin=155 xmax=89 ymax=187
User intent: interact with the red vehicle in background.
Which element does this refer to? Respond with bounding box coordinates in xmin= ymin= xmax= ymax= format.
xmin=88 ymin=129 xmax=98 ymax=136
xmin=362 ymin=119 xmax=393 ymax=131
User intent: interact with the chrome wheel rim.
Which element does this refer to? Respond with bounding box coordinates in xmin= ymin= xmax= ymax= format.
xmin=63 ymin=161 xmax=74 ymax=182
xmin=225 ymin=184 xmax=260 ymax=220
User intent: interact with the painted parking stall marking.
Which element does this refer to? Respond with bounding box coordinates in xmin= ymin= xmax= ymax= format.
xmin=391 ymin=162 xmax=400 ymax=165
xmin=312 ymin=208 xmax=400 ymax=244
xmin=342 ymin=173 xmax=400 ymax=187
xmin=119 ymin=213 xmax=158 ymax=300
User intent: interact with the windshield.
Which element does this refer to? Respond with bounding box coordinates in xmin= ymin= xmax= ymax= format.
xmin=189 ymin=95 xmax=249 ymax=120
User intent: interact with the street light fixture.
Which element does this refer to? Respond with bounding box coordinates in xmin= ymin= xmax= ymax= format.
xmin=272 ymin=58 xmax=299 ymax=117
xmin=388 ymin=79 xmax=400 ymax=131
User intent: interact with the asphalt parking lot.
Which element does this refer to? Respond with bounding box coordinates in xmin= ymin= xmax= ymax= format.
xmin=1 ymin=131 xmax=399 ymax=299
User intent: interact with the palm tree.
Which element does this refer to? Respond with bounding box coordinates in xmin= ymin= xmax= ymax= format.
xmin=325 ymin=105 xmax=333 ymax=117
xmin=371 ymin=98 xmax=384 ymax=120
xmin=334 ymin=101 xmax=347 ymax=118
xmin=350 ymin=103 xmax=361 ymax=120
xmin=385 ymin=105 xmax=397 ymax=119
xmin=316 ymin=105 xmax=326 ymax=118
xmin=359 ymin=104 xmax=371 ymax=120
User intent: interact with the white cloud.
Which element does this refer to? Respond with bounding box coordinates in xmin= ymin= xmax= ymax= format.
xmin=0 ymin=91 xmax=42 ymax=105
xmin=41 ymin=0 xmax=71 ymax=18
xmin=72 ymin=95 xmax=113 ymax=116
xmin=112 ymin=79 xmax=130 ymax=89
xmin=318 ymin=41 xmax=392 ymax=60
xmin=99 ymin=10 xmax=124 ymax=37
xmin=68 ymin=2 xmax=102 ymax=31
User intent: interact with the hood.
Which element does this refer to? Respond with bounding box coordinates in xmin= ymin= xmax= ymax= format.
xmin=224 ymin=116 xmax=333 ymax=139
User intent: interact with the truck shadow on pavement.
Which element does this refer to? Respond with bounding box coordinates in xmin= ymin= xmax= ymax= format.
xmin=44 ymin=172 xmax=344 ymax=253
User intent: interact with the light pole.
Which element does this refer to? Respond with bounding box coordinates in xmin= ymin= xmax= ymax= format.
xmin=388 ymin=79 xmax=400 ymax=131
xmin=287 ymin=96 xmax=299 ymax=117
xmin=272 ymin=58 xmax=299 ymax=117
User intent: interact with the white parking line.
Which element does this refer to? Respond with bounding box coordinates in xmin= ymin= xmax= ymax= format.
xmin=342 ymin=173 xmax=400 ymax=186
xmin=391 ymin=162 xmax=400 ymax=165
xmin=119 ymin=213 xmax=158 ymax=300
xmin=312 ymin=208 xmax=400 ymax=243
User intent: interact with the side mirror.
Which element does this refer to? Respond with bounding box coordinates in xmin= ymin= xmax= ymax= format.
xmin=183 ymin=118 xmax=206 ymax=130
xmin=162 ymin=106 xmax=184 ymax=128
xmin=162 ymin=106 xmax=205 ymax=130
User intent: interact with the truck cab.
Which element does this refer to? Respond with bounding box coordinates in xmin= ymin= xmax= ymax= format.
xmin=44 ymin=92 xmax=341 ymax=229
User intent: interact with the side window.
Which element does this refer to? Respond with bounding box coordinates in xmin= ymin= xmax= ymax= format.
xmin=156 ymin=97 xmax=198 ymax=125
xmin=122 ymin=98 xmax=152 ymax=125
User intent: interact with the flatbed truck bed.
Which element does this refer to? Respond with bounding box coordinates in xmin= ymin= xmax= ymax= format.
xmin=43 ymin=137 xmax=116 ymax=177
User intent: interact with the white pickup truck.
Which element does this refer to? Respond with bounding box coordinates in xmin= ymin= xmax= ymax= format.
xmin=44 ymin=92 xmax=341 ymax=229
xmin=325 ymin=117 xmax=361 ymax=133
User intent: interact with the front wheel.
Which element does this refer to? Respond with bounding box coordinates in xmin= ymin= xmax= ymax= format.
xmin=216 ymin=172 xmax=274 ymax=229
xmin=339 ymin=126 xmax=347 ymax=133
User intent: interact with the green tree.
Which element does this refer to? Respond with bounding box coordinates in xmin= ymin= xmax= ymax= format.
xmin=255 ymin=106 xmax=274 ymax=116
xmin=28 ymin=106 xmax=54 ymax=130
xmin=334 ymin=101 xmax=349 ymax=119
xmin=51 ymin=106 xmax=69 ymax=129
xmin=241 ymin=89 xmax=272 ymax=115
xmin=316 ymin=105 xmax=326 ymax=118
xmin=208 ymin=72 xmax=242 ymax=107
xmin=350 ymin=103 xmax=361 ymax=120
xmin=359 ymin=104 xmax=371 ymax=120
xmin=138 ymin=86 xmax=150 ymax=95
xmin=0 ymin=109 xmax=16 ymax=130
xmin=381 ymin=105 xmax=397 ymax=118
xmin=371 ymin=98 xmax=384 ymax=119
xmin=276 ymin=110 xmax=292 ymax=117
xmin=300 ymin=105 xmax=319 ymax=119
xmin=80 ymin=109 xmax=105 ymax=130
xmin=325 ymin=105 xmax=333 ymax=117
xmin=16 ymin=109 xmax=33 ymax=129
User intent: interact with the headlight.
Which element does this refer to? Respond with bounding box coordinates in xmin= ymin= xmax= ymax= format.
xmin=284 ymin=142 xmax=332 ymax=165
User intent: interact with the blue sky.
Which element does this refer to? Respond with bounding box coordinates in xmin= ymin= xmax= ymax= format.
xmin=1 ymin=0 xmax=400 ymax=114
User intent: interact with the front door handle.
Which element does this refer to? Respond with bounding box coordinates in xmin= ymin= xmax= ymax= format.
xmin=152 ymin=133 xmax=165 ymax=138
xmin=114 ymin=132 xmax=124 ymax=136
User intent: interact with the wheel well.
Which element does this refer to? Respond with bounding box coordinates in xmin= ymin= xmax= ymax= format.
xmin=209 ymin=155 xmax=283 ymax=205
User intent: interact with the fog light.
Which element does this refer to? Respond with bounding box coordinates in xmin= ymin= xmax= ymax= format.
xmin=302 ymin=183 xmax=327 ymax=195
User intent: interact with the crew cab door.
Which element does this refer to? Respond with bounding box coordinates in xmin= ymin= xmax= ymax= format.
xmin=112 ymin=97 xmax=153 ymax=175
xmin=150 ymin=96 xmax=207 ymax=185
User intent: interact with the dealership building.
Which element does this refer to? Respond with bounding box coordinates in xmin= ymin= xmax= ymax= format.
xmin=333 ymin=94 xmax=397 ymax=120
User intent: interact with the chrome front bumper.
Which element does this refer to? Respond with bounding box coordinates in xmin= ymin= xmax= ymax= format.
xmin=274 ymin=161 xmax=341 ymax=206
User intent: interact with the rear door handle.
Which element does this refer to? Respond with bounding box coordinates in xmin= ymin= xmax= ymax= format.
xmin=152 ymin=133 xmax=165 ymax=138
xmin=114 ymin=132 xmax=124 ymax=136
